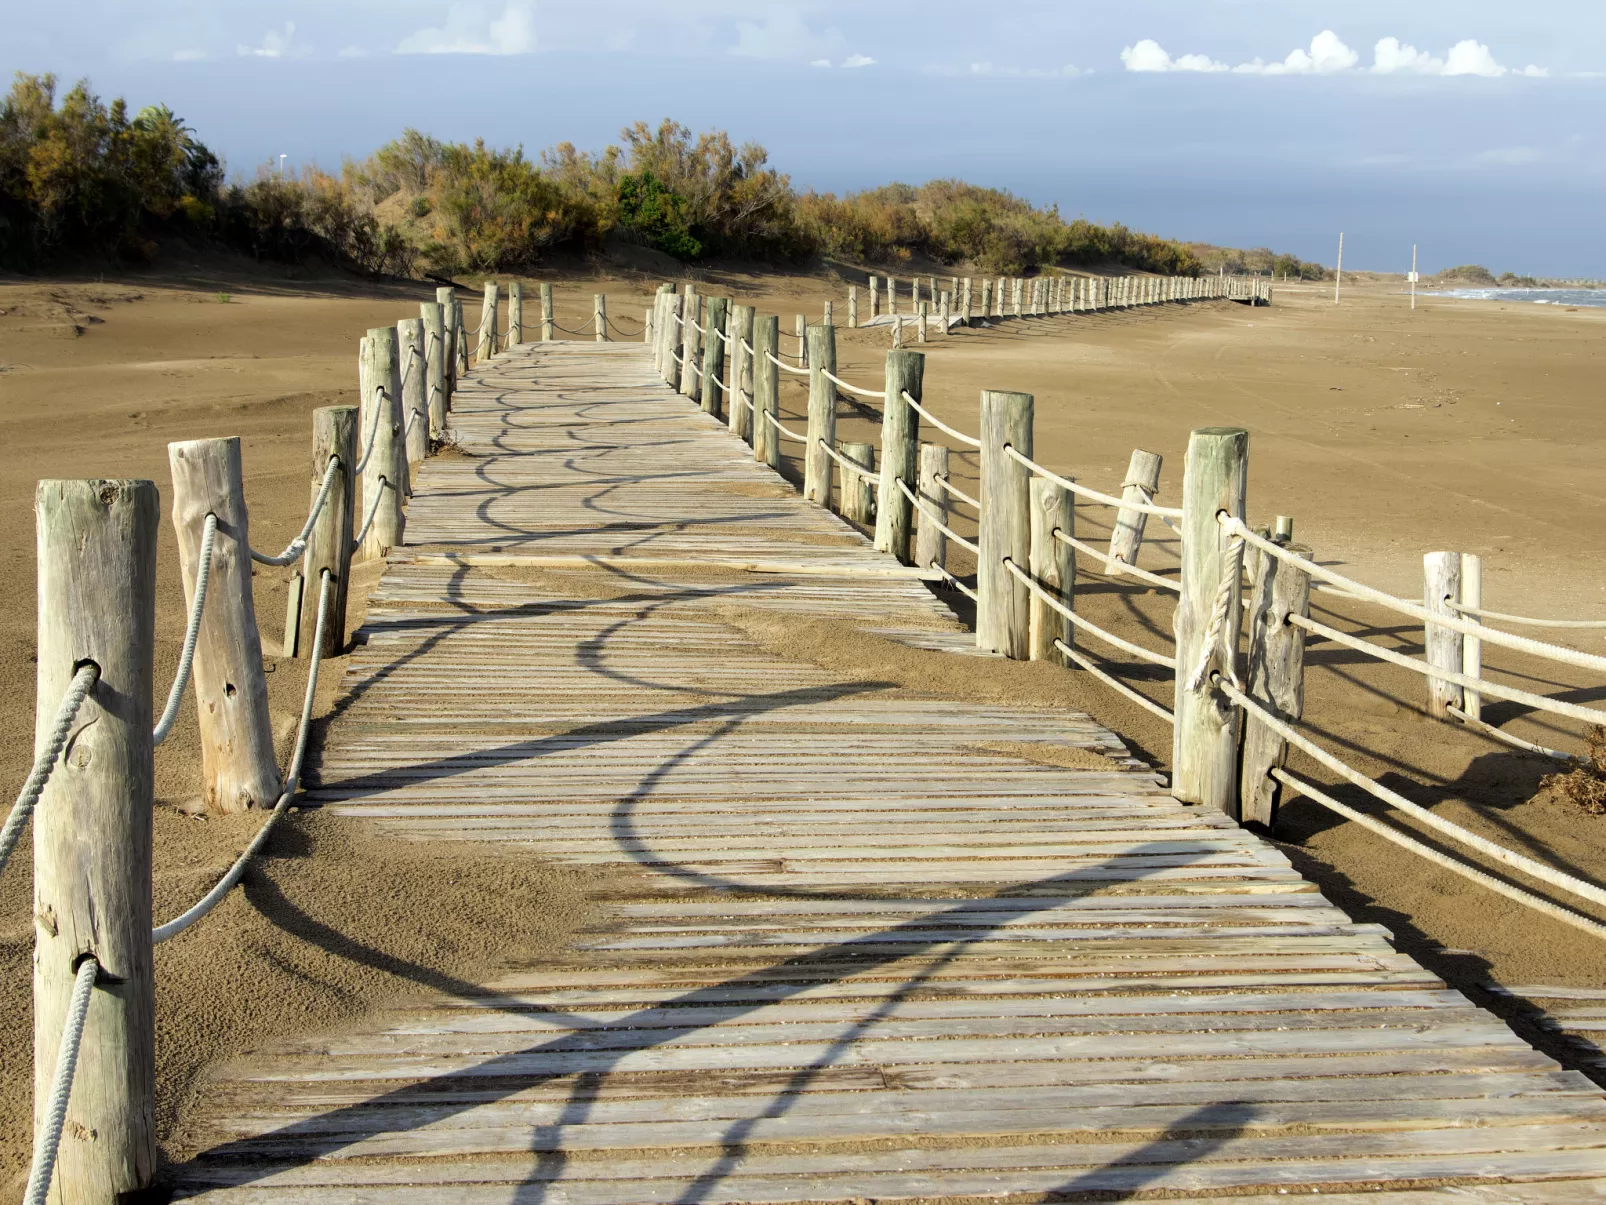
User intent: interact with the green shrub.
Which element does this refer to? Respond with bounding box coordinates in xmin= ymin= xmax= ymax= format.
xmin=614 ymin=170 xmax=701 ymax=260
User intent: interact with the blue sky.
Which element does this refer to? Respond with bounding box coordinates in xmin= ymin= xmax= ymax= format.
xmin=7 ymin=2 xmax=1603 ymax=275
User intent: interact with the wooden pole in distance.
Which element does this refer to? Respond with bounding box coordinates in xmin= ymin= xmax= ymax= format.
xmin=421 ymin=301 xmax=447 ymax=440
xmin=700 ymin=297 xmax=728 ymax=416
xmin=752 ymin=314 xmax=781 ymax=470
xmin=802 ymin=323 xmax=837 ymax=506
xmin=847 ymin=287 xmax=858 ymax=328
xmin=451 ymin=297 xmax=468 ymax=382
xmin=1172 ymin=426 xmax=1248 ymax=813
xmin=839 ymin=441 xmax=875 ymax=524
xmin=34 ymin=478 xmax=158 ymax=1205
xmin=869 ymin=277 xmax=878 ymax=319
xmin=540 ymin=281 xmax=554 ymax=342
xmin=508 ymin=281 xmax=523 ymax=346
xmin=359 ymin=326 xmax=405 ymax=558
xmin=594 ymin=293 xmax=607 ymax=343
xmin=1423 ymin=551 xmax=1464 ymax=718
xmin=679 ymin=287 xmax=701 ymax=397
xmin=823 ymin=300 xmax=833 ymax=329
xmin=299 ymin=407 xmax=355 ymax=659
xmin=1461 ymin=553 xmax=1483 ymax=721
xmin=875 ymin=349 xmax=924 ymax=562
xmin=978 ymin=389 xmax=1034 ymax=659
xmin=167 ymin=438 xmax=281 ymax=813
xmin=1241 ymin=539 xmax=1311 ymax=826
xmin=434 ymin=287 xmax=456 ymax=402
xmin=397 ymin=317 xmax=427 ymax=471
xmin=1029 ymin=477 xmax=1074 ymax=664
xmin=915 ymin=442 xmax=949 ymax=573
xmin=1335 ymin=232 xmax=1344 ymax=305
xmin=1108 ymin=449 xmax=1163 ymax=572
xmin=796 ymin=314 xmax=808 ymax=367
xmin=477 ymin=281 xmax=498 ymax=362
xmin=729 ymin=304 xmax=756 ymax=441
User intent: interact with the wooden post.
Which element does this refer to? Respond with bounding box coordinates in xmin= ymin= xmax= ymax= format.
xmin=299 ymin=406 xmax=355 ymax=659
xmin=1109 ymin=449 xmax=1163 ymax=571
xmin=823 ymin=300 xmax=833 ymax=328
xmin=753 ymin=314 xmax=781 ymax=469
xmin=644 ymin=306 xmax=654 ymax=346
xmin=802 ymin=323 xmax=837 ymax=506
xmin=508 ymin=281 xmax=523 ymax=345
xmin=978 ymin=390 xmax=1034 ymax=659
xmin=1461 ymin=553 xmax=1483 ymax=721
xmin=839 ymin=441 xmax=875 ymax=524
xmin=889 ymin=277 xmax=898 ymax=316
xmin=875 ymin=349 xmax=924 ymax=562
xmin=282 ymin=572 xmax=302 ymax=659
xmin=434 ymin=287 xmax=457 ymax=402
xmin=1241 ymin=541 xmax=1311 ymax=826
xmin=1172 ymin=426 xmax=1249 ymax=813
xmin=168 ymin=437 xmax=281 ymax=812
xmin=540 ymin=281 xmax=554 ymax=342
xmin=980 ymin=280 xmax=991 ymax=318
xmin=962 ymin=278 xmax=973 ymax=322
xmin=452 ymin=297 xmax=468 ymax=381
xmin=796 ymin=314 xmax=808 ymax=367
xmin=891 ymin=315 xmax=903 ymax=348
xmin=1012 ymin=279 xmax=1023 ymax=317
xmin=700 ymin=296 xmax=728 ymax=415
xmin=421 ymin=301 xmax=447 ymax=440
xmin=848 ymin=286 xmax=858 ymax=328
xmin=1273 ymin=515 xmax=1295 ymax=543
xmin=1029 ymin=478 xmax=1074 ymax=664
xmin=869 ymin=277 xmax=879 ymax=318
xmin=995 ymin=277 xmax=1006 ymax=316
xmin=915 ymin=442 xmax=949 ymax=571
xmin=679 ymin=288 xmax=701 ymax=397
xmin=397 ymin=318 xmax=427 ymax=470
xmin=34 ymin=478 xmax=158 ymax=1205
xmin=939 ymin=291 xmax=950 ymax=331
xmin=917 ymin=301 xmax=928 ymax=343
xmin=729 ymin=304 xmax=756 ymax=440
xmin=1423 ymin=551 xmax=1464 ymax=718
xmin=594 ymin=293 xmax=607 ymax=343
xmin=359 ymin=326 xmax=405 ymax=558
xmin=477 ymin=281 xmax=498 ymax=362
xmin=912 ymin=278 xmax=921 ymax=314
xmin=657 ymin=292 xmax=680 ymax=386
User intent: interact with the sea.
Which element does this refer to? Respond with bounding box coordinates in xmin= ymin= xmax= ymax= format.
xmin=1432 ymin=288 xmax=1606 ymax=308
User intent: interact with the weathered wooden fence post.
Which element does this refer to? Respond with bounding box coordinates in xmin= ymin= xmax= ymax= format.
xmin=700 ymin=297 xmax=728 ymax=416
xmin=1460 ymin=552 xmax=1483 ymax=721
xmin=802 ymin=323 xmax=837 ymax=506
xmin=875 ymin=349 xmax=925 ymax=563
xmin=729 ymin=303 xmax=755 ymax=441
xmin=1241 ymin=539 xmax=1311 ymax=825
xmin=753 ymin=314 xmax=781 ymax=469
xmin=916 ymin=442 xmax=949 ymax=572
xmin=594 ymin=293 xmax=607 ymax=343
xmin=979 ymin=390 xmax=1034 ymax=658
xmin=508 ymin=281 xmax=523 ymax=346
xmin=891 ymin=316 xmax=903 ymax=348
xmin=421 ymin=301 xmax=447 ymax=440
xmin=823 ymin=300 xmax=833 ymax=329
xmin=962 ymin=278 xmax=973 ymax=323
xmin=656 ymin=291 xmax=679 ymax=385
xmin=1423 ymin=551 xmax=1464 ymax=718
xmin=359 ymin=326 xmax=405 ymax=558
xmin=168 ymin=437 xmax=281 ymax=812
xmin=1173 ymin=426 xmax=1249 ymax=813
xmin=679 ymin=287 xmax=702 ymax=398
xmin=917 ymin=301 xmax=928 ymax=344
xmin=839 ymin=442 xmax=875 ymax=524
xmin=869 ymin=277 xmax=879 ymax=318
xmin=848 ymin=287 xmax=858 ymax=328
xmin=796 ymin=314 xmax=808 ymax=367
xmin=34 ymin=478 xmax=158 ymax=1205
xmin=889 ymin=277 xmax=898 ymax=316
xmin=299 ymin=406 xmax=356 ymax=659
xmin=477 ymin=281 xmax=498 ymax=362
xmin=1029 ymin=478 xmax=1074 ymax=663
xmin=1109 ymin=449 xmax=1163 ymax=571
xmin=452 ymin=297 xmax=468 ymax=381
xmin=540 ymin=282 xmax=554 ymax=342
xmin=434 ymin=287 xmax=457 ymax=402
xmin=397 ymin=318 xmax=428 ymax=470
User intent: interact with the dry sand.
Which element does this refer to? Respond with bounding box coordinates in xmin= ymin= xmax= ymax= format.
xmin=2 ymin=257 xmax=1605 ymax=1190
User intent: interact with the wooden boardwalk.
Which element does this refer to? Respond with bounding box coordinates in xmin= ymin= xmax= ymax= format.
xmin=175 ymin=342 xmax=1606 ymax=1203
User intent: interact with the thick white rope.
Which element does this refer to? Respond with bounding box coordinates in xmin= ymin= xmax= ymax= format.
xmin=353 ymin=477 xmax=391 ymax=548
xmin=153 ymin=513 xmax=217 ymax=746
xmin=1052 ymin=527 xmax=1181 ymax=593
xmin=901 ymin=391 xmax=981 ymax=450
xmin=1055 ymin=637 xmax=1176 ymax=724
xmin=1290 ymin=611 xmax=1606 ymax=727
xmin=1217 ymin=674 xmax=1606 ymax=911
xmin=1447 ymin=705 xmax=1578 ymax=762
xmin=689 ymin=319 xmax=707 ymax=335
xmin=251 ymin=457 xmax=340 ymax=567
xmin=896 ymin=477 xmax=979 ymax=554
xmin=400 ymin=344 xmax=419 ymax=384
xmin=1004 ymin=445 xmax=1182 ymax=519
xmin=929 ymin=559 xmax=978 ymax=601
xmin=817 ymin=439 xmax=873 ymax=475
xmin=764 ymin=350 xmax=811 ymax=376
xmin=23 ymin=956 xmax=98 ymax=1205
xmin=1005 ymin=558 xmax=1178 ymax=668
xmin=932 ymin=474 xmax=979 ymax=510
xmin=1226 ymin=517 xmax=1606 ymax=676
xmin=761 ymin=410 xmax=808 ymax=443
xmin=823 ymin=369 xmax=886 ymax=399
xmin=1183 ymin=535 xmax=1245 ymax=692
xmin=1448 ymin=601 xmax=1606 ymax=630
xmin=711 ymin=372 xmax=729 ymax=394
xmin=741 ymin=339 xmax=755 ymax=355
xmin=711 ymin=326 xmax=732 ymax=345
xmin=1271 ymin=767 xmax=1606 ymax=940
xmin=154 ymin=570 xmax=333 ymax=944
xmin=0 ymin=663 xmax=98 ymax=876
xmin=669 ymin=349 xmax=684 ymax=365
xmin=351 ymin=384 xmax=387 ymax=476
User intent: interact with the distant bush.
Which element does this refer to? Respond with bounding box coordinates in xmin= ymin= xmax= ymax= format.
xmin=1435 ymin=264 xmax=1498 ymax=285
xmin=1189 ymin=243 xmax=1329 ymax=281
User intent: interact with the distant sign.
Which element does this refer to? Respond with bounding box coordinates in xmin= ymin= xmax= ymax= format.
xmin=1406 ymin=272 xmax=1420 ymax=283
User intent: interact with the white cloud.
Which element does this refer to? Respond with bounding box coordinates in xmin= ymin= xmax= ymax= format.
xmin=1369 ymin=36 xmax=1546 ymax=78
xmin=1443 ymin=39 xmax=1508 ymax=77
xmin=1371 ymin=37 xmax=1444 ymax=75
xmin=237 ymin=22 xmax=298 ymax=58
xmin=841 ymin=53 xmax=875 ymax=69
xmin=395 ymin=3 xmax=536 ymax=55
xmin=1120 ymin=39 xmax=1225 ymax=73
xmin=1234 ymin=30 xmax=1357 ymax=75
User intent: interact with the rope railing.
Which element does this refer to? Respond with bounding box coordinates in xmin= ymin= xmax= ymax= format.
xmin=154 ymin=569 xmax=333 ymax=945
xmin=762 ymin=410 xmax=808 ymax=443
xmin=1053 ymin=527 xmax=1180 ymax=593
xmin=901 ymin=391 xmax=981 ymax=450
xmin=354 ymin=477 xmax=392 ymax=548
xmin=153 ymin=512 xmax=217 ymax=746
xmin=1004 ymin=558 xmax=1177 ymax=669
xmin=609 ymin=317 xmax=646 ymax=335
xmin=823 ymin=368 xmax=886 ymax=400
xmin=932 ymin=475 xmax=979 ymax=510
xmin=351 ymin=384 xmax=387 ymax=476
xmin=816 ymin=438 xmax=872 ymax=476
xmin=895 ymin=477 xmax=979 ymax=554
xmin=929 ymin=559 xmax=978 ymax=601
xmin=1447 ymin=601 xmax=1606 ymax=630
xmin=23 ymin=955 xmax=97 ymax=1205
xmin=764 ymin=350 xmax=811 ymax=376
xmin=1447 ymin=705 xmax=1578 ymax=762
xmin=1005 ymin=444 xmax=1182 ymax=519
xmin=251 ymin=457 xmax=340 ymax=567
xmin=551 ymin=320 xmax=595 ymax=336
xmin=1055 ymin=637 xmax=1176 ymax=724
xmin=0 ymin=662 xmax=98 ymax=876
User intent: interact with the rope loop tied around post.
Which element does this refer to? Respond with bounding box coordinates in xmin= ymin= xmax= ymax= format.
xmin=251 ymin=456 xmax=341 ymax=567
xmin=901 ymin=391 xmax=982 ymax=450
xmin=23 ymin=955 xmax=98 ymax=1205
xmin=1182 ymin=532 xmax=1245 ymax=692
xmin=153 ymin=511 xmax=218 ymax=746
xmin=0 ymin=662 xmax=99 ymax=876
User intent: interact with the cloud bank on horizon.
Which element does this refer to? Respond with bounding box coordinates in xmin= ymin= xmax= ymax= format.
xmin=1121 ymin=31 xmax=1547 ymax=78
